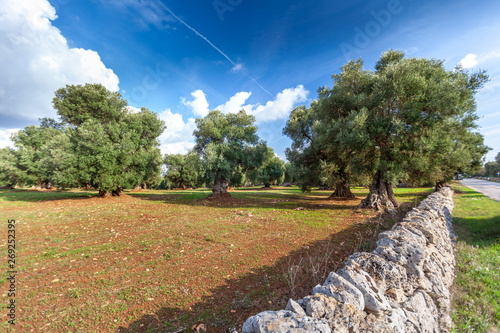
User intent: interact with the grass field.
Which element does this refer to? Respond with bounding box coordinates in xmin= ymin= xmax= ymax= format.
xmin=0 ymin=186 xmax=433 ymax=332
xmin=451 ymin=184 xmax=500 ymax=333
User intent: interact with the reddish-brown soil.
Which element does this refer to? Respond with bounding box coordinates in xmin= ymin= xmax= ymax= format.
xmin=0 ymin=187 xmax=429 ymax=332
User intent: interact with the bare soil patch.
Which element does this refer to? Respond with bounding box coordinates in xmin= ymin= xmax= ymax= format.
xmin=0 ymin=187 xmax=431 ymax=332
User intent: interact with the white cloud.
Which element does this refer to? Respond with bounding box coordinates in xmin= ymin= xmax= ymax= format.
xmin=459 ymin=54 xmax=479 ymax=68
xmin=0 ymin=129 xmax=19 ymax=149
xmin=459 ymin=51 xmax=500 ymax=69
xmin=158 ymin=109 xmax=197 ymax=155
xmin=215 ymin=92 xmax=252 ymax=114
xmin=0 ymin=0 xmax=119 ymax=127
xmin=212 ymin=85 xmax=309 ymax=123
xmin=231 ymin=63 xmax=245 ymax=73
xmin=168 ymin=85 xmax=308 ymax=155
xmin=181 ymin=90 xmax=210 ymax=117
xmin=249 ymin=85 xmax=309 ymax=122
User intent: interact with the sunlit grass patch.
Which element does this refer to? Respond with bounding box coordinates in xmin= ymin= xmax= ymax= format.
xmin=451 ymin=184 xmax=500 ymax=332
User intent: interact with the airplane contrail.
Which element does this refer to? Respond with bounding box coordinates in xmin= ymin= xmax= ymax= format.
xmin=153 ymin=0 xmax=275 ymax=98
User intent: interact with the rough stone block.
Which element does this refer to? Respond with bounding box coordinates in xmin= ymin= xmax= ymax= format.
xmin=338 ymin=262 xmax=392 ymax=314
xmin=241 ymin=310 xmax=331 ymax=333
xmin=285 ymin=299 xmax=306 ymax=317
xmin=313 ymin=272 xmax=365 ymax=311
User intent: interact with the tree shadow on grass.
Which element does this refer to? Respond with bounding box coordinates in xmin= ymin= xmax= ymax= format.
xmin=452 ymin=215 xmax=500 ymax=246
xmin=128 ymin=187 xmax=427 ymax=214
xmin=116 ymin=203 xmax=416 ymax=333
xmin=129 ymin=191 xmax=366 ymax=212
xmin=0 ymin=188 xmax=97 ymax=203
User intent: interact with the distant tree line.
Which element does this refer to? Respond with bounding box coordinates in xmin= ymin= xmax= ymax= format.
xmin=0 ymin=84 xmax=288 ymax=197
xmin=162 ymin=116 xmax=289 ymax=196
xmin=481 ymin=152 xmax=500 ymax=177
xmin=0 ymin=50 xmax=491 ymax=209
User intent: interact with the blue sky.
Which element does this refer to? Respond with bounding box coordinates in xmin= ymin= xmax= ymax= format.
xmin=1 ymin=0 xmax=499 ymax=162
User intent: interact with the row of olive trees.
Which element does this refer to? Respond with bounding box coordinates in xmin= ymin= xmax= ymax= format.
xmin=283 ymin=50 xmax=490 ymax=210
xmin=0 ymin=84 xmax=289 ymax=198
xmin=0 ymin=84 xmax=166 ymax=196
xmin=163 ymin=141 xmax=288 ymax=191
xmin=163 ymin=110 xmax=288 ymax=197
xmin=0 ymin=50 xmax=491 ymax=206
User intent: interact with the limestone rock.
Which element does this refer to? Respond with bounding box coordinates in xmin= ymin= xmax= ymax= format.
xmin=313 ymin=272 xmax=365 ymax=311
xmin=241 ymin=187 xmax=456 ymax=333
xmin=285 ymin=299 xmax=306 ymax=317
xmin=403 ymin=290 xmax=439 ymax=332
xmin=300 ymin=294 xmax=367 ymax=332
xmin=345 ymin=252 xmax=410 ymax=295
xmin=241 ymin=310 xmax=331 ymax=333
xmin=337 ymin=262 xmax=392 ymax=314
xmin=364 ymin=308 xmax=407 ymax=333
xmin=374 ymin=227 xmax=427 ymax=282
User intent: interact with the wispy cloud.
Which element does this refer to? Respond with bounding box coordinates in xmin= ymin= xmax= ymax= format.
xmin=231 ymin=63 xmax=245 ymax=73
xmin=151 ymin=0 xmax=274 ymax=98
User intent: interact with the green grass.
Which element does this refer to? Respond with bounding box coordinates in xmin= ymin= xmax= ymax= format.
xmin=0 ymin=188 xmax=95 ymax=205
xmin=451 ymin=185 xmax=500 ymax=332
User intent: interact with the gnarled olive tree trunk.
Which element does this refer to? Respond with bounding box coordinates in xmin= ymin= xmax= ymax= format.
xmin=329 ymin=181 xmax=355 ymax=199
xmin=209 ymin=177 xmax=231 ymax=198
xmin=134 ymin=184 xmax=147 ymax=191
xmin=358 ymin=171 xmax=399 ymax=211
xmin=98 ymin=187 xmax=123 ymax=197
xmin=435 ymin=180 xmax=446 ymax=191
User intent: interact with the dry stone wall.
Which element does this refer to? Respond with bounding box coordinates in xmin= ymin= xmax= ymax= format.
xmin=242 ymin=187 xmax=456 ymax=333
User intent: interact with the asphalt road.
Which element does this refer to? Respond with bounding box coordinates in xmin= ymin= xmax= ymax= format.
xmin=460 ymin=178 xmax=500 ymax=202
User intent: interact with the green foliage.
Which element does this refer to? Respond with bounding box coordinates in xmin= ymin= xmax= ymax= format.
xmin=286 ymin=49 xmax=490 ymax=201
xmin=11 ymin=125 xmax=61 ymax=186
xmin=124 ymin=109 xmax=165 ymax=189
xmin=366 ymin=50 xmax=489 ymax=186
xmin=52 ymin=84 xmax=165 ymax=193
xmin=247 ymin=147 xmax=285 ymax=187
xmin=484 ymin=161 xmax=500 ymax=177
xmin=0 ymin=148 xmax=21 ymax=187
xmin=283 ymin=162 xmax=298 ymax=184
xmin=39 ymin=129 xmax=79 ymax=188
xmin=164 ymin=150 xmax=205 ymax=189
xmin=229 ymin=165 xmax=246 ymax=187
xmin=283 ymin=59 xmax=373 ymax=193
xmin=194 ymin=110 xmax=266 ymax=193
xmin=53 ymin=83 xmax=127 ymax=126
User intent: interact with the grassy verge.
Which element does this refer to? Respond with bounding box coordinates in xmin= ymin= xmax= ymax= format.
xmin=451 ymin=184 xmax=500 ymax=332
